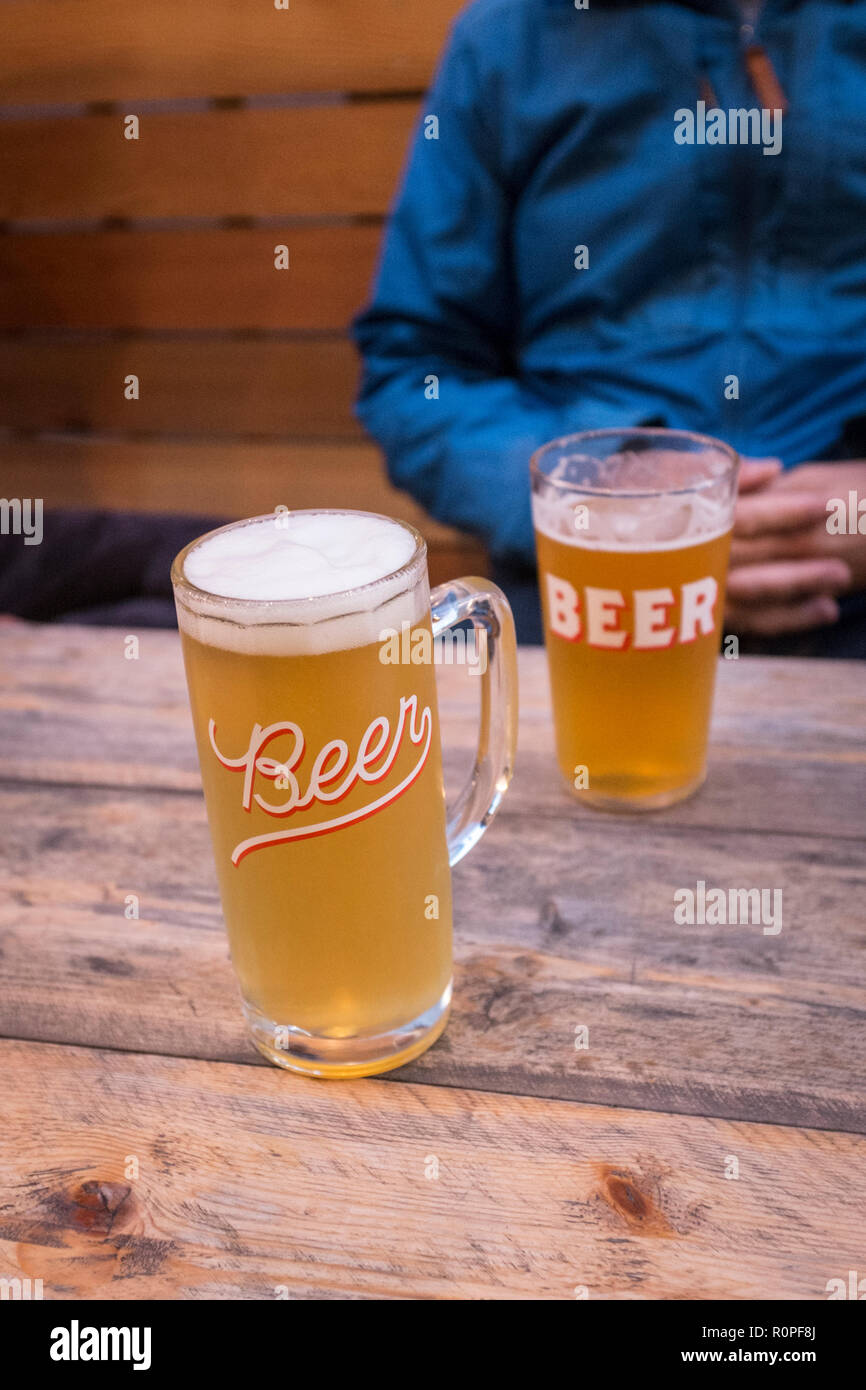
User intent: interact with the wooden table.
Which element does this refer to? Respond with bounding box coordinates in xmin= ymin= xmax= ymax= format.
xmin=1 ymin=624 xmax=864 ymax=1300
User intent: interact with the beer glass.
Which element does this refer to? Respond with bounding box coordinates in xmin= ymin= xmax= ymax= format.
xmin=172 ymin=511 xmax=517 ymax=1078
xmin=532 ymin=428 xmax=739 ymax=810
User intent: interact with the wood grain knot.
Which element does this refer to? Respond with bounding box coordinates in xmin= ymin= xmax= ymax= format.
xmin=597 ymin=1166 xmax=674 ymax=1237
xmin=457 ymin=957 xmax=540 ymax=1033
xmin=64 ymin=1180 xmax=133 ymax=1234
xmin=538 ymin=898 xmax=569 ymax=938
xmin=81 ymin=956 xmax=135 ymax=977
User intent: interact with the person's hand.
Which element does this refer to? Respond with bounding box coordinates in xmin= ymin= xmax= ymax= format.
xmin=725 ymin=458 xmax=859 ymax=636
xmin=770 ymin=461 xmax=866 ymax=588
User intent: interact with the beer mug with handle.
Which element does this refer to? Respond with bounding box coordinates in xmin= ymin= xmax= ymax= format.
xmin=532 ymin=428 xmax=739 ymax=810
xmin=172 ymin=511 xmax=518 ymax=1078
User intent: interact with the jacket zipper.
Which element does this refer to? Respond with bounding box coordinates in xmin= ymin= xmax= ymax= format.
xmin=725 ymin=11 xmax=763 ymax=436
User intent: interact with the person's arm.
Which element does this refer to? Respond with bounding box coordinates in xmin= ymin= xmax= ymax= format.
xmin=352 ymin=19 xmax=566 ymax=566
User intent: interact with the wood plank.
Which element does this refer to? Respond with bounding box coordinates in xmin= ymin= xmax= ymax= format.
xmin=0 ymin=226 xmax=379 ymax=330
xmin=0 ymin=439 xmax=484 ymax=570
xmin=0 ymin=337 xmax=363 ymax=436
xmin=0 ymin=103 xmax=417 ymax=221
xmin=0 ymin=630 xmax=863 ymax=1130
xmin=0 ymin=781 xmax=864 ymax=1132
xmin=1 ymin=1039 xmax=863 ymax=1298
xmin=0 ymin=628 xmax=858 ymax=839
xmin=1 ymin=633 xmax=861 ymax=1128
xmin=0 ymin=1 xmax=464 ymax=105
xmin=3 ymin=630 xmax=861 ymax=770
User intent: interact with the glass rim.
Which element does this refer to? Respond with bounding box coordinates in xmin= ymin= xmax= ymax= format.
xmin=530 ymin=426 xmax=740 ymax=499
xmin=170 ymin=509 xmax=428 ymax=614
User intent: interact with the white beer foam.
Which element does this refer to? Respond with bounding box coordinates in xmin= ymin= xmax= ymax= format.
xmin=532 ymin=490 xmax=732 ymax=552
xmin=533 ymin=444 xmax=735 ymax=551
xmin=175 ymin=512 xmax=426 ymax=656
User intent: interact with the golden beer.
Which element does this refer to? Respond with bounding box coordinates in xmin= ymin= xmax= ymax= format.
xmin=180 ymin=624 xmax=452 ymax=1053
xmin=172 ymin=511 xmax=517 ymax=1076
xmin=532 ymin=430 xmax=739 ymax=809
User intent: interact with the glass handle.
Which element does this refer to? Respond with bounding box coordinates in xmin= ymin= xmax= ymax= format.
xmin=430 ymin=578 xmax=519 ymax=867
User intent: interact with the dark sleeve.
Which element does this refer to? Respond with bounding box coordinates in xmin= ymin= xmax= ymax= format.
xmin=0 ymin=510 xmax=224 ymax=621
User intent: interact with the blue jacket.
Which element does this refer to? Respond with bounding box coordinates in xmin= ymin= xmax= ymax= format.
xmin=353 ymin=0 xmax=866 ymax=565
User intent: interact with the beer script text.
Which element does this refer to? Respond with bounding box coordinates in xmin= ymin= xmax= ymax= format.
xmin=209 ymin=694 xmax=433 ymax=865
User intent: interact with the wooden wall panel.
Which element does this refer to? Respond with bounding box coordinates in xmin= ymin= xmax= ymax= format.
xmin=0 ymin=226 xmax=380 ymax=330
xmin=0 ymin=337 xmax=363 ymax=436
xmin=0 ymin=0 xmax=464 ymax=105
xmin=0 ymin=103 xmax=417 ymax=221
xmin=0 ymin=0 xmax=487 ymax=570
